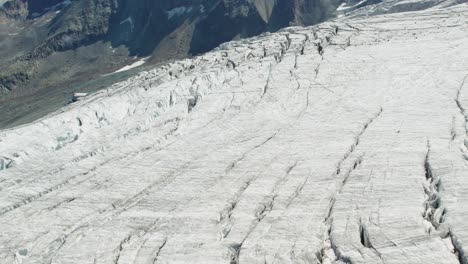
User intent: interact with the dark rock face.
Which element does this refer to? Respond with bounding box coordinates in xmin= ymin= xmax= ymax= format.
xmin=108 ymin=0 xmax=344 ymax=56
xmin=108 ymin=0 xmax=202 ymax=56
xmin=27 ymin=0 xmax=66 ymax=16
xmin=187 ymin=1 xmax=267 ymax=55
xmin=294 ymin=0 xmax=340 ymax=25
xmin=0 ymin=0 xmax=28 ymax=19
xmin=43 ymin=0 xmax=118 ymax=54
xmin=3 ymin=0 xmax=345 ymax=60
xmin=0 ymin=0 xmax=70 ymax=19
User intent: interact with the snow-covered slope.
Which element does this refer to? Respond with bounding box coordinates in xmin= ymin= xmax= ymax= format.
xmin=1 ymin=2 xmax=468 ymax=263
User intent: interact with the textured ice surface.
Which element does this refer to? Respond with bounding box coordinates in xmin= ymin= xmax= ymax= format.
xmin=1 ymin=2 xmax=468 ymax=264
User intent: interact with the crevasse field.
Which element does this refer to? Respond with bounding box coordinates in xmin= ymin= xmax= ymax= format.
xmin=1 ymin=1 xmax=468 ymax=263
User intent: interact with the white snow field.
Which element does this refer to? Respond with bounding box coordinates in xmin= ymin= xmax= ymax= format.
xmin=1 ymin=2 xmax=468 ymax=264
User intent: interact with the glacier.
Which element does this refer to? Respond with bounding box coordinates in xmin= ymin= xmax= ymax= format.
xmin=1 ymin=2 xmax=468 ymax=264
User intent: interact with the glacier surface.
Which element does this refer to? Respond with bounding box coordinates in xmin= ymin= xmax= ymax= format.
xmin=1 ymin=2 xmax=468 ymax=264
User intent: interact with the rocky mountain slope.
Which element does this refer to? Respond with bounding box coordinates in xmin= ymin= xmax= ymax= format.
xmin=1 ymin=0 xmax=468 ymax=263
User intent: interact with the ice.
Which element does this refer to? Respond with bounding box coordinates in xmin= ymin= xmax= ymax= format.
xmin=113 ymin=57 xmax=149 ymax=73
xmin=0 ymin=2 xmax=468 ymax=263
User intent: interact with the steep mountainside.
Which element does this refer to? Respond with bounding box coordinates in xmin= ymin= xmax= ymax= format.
xmin=0 ymin=0 xmax=467 ymax=263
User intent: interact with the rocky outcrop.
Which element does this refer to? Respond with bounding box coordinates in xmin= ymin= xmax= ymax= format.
xmin=0 ymin=0 xmax=27 ymax=19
